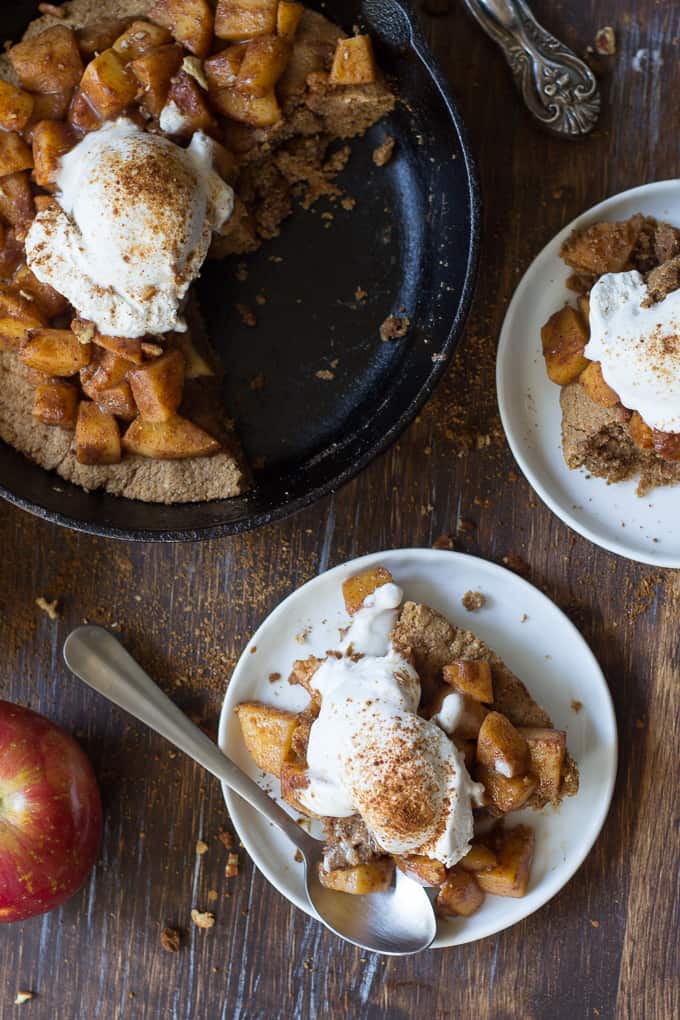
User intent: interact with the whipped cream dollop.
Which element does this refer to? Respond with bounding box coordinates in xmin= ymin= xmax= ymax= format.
xmin=25 ymin=118 xmax=233 ymax=338
xmin=299 ymin=582 xmax=483 ymax=867
xmin=586 ymin=270 xmax=680 ymax=432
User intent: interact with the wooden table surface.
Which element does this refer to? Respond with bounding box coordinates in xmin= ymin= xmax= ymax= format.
xmin=1 ymin=2 xmax=679 ymax=1018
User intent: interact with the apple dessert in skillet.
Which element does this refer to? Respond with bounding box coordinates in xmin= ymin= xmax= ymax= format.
xmin=0 ymin=0 xmax=394 ymax=502
xmin=236 ymin=567 xmax=579 ymax=918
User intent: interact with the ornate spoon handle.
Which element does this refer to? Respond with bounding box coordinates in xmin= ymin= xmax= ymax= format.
xmin=463 ymin=0 xmax=600 ymax=137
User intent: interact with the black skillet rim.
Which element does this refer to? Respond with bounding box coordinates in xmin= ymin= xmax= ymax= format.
xmin=0 ymin=33 xmax=481 ymax=543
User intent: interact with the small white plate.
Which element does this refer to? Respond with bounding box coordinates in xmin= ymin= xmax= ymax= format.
xmin=497 ymin=179 xmax=680 ymax=567
xmin=218 ymin=549 xmax=617 ymax=949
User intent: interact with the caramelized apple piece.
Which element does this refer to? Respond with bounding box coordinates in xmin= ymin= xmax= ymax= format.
xmin=279 ymin=761 xmax=317 ymax=816
xmin=0 ymin=226 xmax=24 ymax=279
xmin=33 ymin=382 xmax=79 ymax=428
xmin=77 ymin=18 xmax=135 ymax=59
xmin=459 ymin=843 xmax=498 ymax=873
xmin=579 ymin=361 xmax=619 ymax=407
xmin=476 ymin=764 xmax=536 ymax=815
xmin=68 ymin=88 xmax=102 ymax=134
xmin=30 ymin=91 xmax=72 ymax=124
xmin=122 ymin=415 xmax=220 ymax=458
xmin=0 ymin=133 xmax=33 ymax=178
xmin=435 ymin=866 xmax=485 ymax=917
xmin=426 ymin=686 xmax=488 ymax=740
xmin=113 ymin=20 xmax=173 ymax=61
xmin=476 ymin=825 xmax=535 ymax=898
xmin=31 ymin=120 xmax=77 ymax=189
xmin=9 ymin=26 xmax=84 ymax=94
xmin=329 ymin=36 xmax=377 ymax=85
xmin=517 ymin=727 xmax=566 ymax=803
xmin=149 ymin=0 xmax=214 ymax=57
xmin=0 ymin=172 xmax=35 ymax=228
xmin=128 ymin=349 xmax=185 ymax=422
xmin=80 ymin=347 xmax=135 ymax=391
xmin=11 ymin=264 xmax=69 ymax=319
xmin=92 ymin=334 xmax=146 ymax=365
xmin=0 ymin=81 xmax=34 ymax=133
xmin=131 ymin=43 xmax=184 ymax=116
xmin=215 ymin=0 xmax=278 ymax=41
xmin=442 ymin=660 xmax=493 ymax=704
xmin=75 ymin=401 xmax=122 ymax=465
xmin=236 ymin=701 xmax=299 ymax=778
xmin=162 ymin=72 xmax=218 ymax=136
xmin=80 ymin=49 xmax=138 ymax=119
xmin=342 ymin=566 xmax=393 ymax=615
xmin=394 ymin=854 xmax=447 ymax=887
xmin=651 ymin=429 xmax=680 ymax=462
xmin=236 ymin=35 xmax=291 ymax=97
xmin=319 ymin=859 xmax=394 ymax=895
xmin=560 ymin=218 xmax=642 ymax=275
xmin=277 ymin=1 xmax=304 ymax=40
xmin=21 ymin=328 xmax=91 ymax=376
xmin=211 ymin=87 xmax=281 ymax=126
xmin=0 ymin=285 xmax=46 ymax=351
xmin=205 ymin=46 xmax=245 ymax=90
xmin=629 ymin=411 xmax=654 ymax=451
xmin=540 ymin=305 xmax=590 ymax=385
xmin=477 ymin=712 xmax=529 ymax=779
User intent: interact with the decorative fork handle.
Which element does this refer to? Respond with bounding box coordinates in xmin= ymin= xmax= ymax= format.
xmin=462 ymin=0 xmax=600 ymax=137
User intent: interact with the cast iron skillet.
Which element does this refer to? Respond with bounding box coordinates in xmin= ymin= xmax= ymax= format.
xmin=0 ymin=0 xmax=480 ymax=542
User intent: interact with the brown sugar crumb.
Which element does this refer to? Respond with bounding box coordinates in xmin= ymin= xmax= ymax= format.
xmin=36 ymin=596 xmax=59 ymax=620
xmin=341 ymin=196 xmax=356 ymax=211
xmin=432 ymin=533 xmax=455 ymax=550
xmin=14 ymin=992 xmax=34 ymax=1005
xmin=217 ymin=830 xmax=235 ymax=850
xmin=571 ymin=699 xmax=583 ymax=713
xmin=380 ymin=314 xmax=410 ymax=342
xmin=160 ymin=927 xmax=182 ymax=953
xmin=225 ymin=852 xmax=239 ymax=878
xmin=249 ymin=373 xmax=266 ymax=391
xmin=269 ymin=672 xmax=282 ymax=683
xmin=355 ymin=286 xmax=368 ymax=302
xmin=372 ymin=136 xmax=396 ymax=167
xmin=195 ymin=839 xmax=208 ymax=855
xmin=207 ymin=889 xmax=218 ymax=903
xmin=190 ymin=909 xmax=215 ymax=929
xmin=590 ymin=919 xmax=601 ymax=928
xmin=316 ymin=369 xmax=335 ymax=381
xmin=462 ymin=590 xmax=486 ymax=612
xmin=294 ymin=849 xmax=303 ymax=863
xmin=236 ymin=303 xmax=257 ymax=327
xmin=502 ymin=553 xmax=529 ymax=576
xmin=594 ymin=27 xmax=616 ymax=55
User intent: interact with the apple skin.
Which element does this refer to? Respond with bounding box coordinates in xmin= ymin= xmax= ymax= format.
xmin=0 ymin=701 xmax=102 ymax=923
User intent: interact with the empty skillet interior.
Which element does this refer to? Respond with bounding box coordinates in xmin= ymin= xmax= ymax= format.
xmin=0 ymin=0 xmax=479 ymax=541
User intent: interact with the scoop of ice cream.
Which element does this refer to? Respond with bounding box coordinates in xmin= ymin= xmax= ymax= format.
xmin=25 ymin=118 xmax=233 ymax=338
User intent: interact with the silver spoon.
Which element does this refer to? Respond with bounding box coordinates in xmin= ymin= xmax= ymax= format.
xmin=63 ymin=625 xmax=437 ymax=956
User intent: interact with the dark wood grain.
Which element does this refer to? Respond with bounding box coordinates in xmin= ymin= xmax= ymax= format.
xmin=1 ymin=2 xmax=679 ymax=1018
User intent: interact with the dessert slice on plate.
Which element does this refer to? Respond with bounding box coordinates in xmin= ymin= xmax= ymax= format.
xmin=236 ymin=566 xmax=579 ymax=921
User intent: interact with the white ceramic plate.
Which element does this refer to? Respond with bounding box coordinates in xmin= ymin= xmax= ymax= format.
xmin=497 ymin=179 xmax=680 ymax=567
xmin=218 ymin=549 xmax=617 ymax=949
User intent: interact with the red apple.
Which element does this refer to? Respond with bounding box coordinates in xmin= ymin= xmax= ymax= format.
xmin=0 ymin=701 xmax=102 ymax=922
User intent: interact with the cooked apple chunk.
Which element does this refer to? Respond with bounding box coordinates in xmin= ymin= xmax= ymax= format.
xmin=11 ymin=264 xmax=69 ymax=319
xmin=236 ymin=35 xmax=291 ymax=97
xmin=150 ymin=0 xmax=214 ymax=57
xmin=518 ymin=727 xmax=566 ymax=803
xmin=128 ymin=349 xmax=185 ymax=422
xmin=477 ymin=712 xmax=529 ymax=779
xmin=459 ymin=842 xmax=497 ymax=873
xmin=122 ymin=415 xmax=220 ymax=458
xmin=0 ymin=226 xmax=23 ymax=280
xmin=318 ymin=859 xmax=394 ymax=895
xmin=80 ymin=49 xmax=138 ymax=119
xmin=329 ymin=36 xmax=377 ymax=85
xmin=33 ymin=382 xmax=79 ymax=428
xmin=342 ymin=566 xmax=393 ymax=615
xmin=163 ymin=72 xmax=218 ymax=136
xmin=0 ymin=286 xmax=46 ymax=351
xmin=77 ymin=18 xmax=135 ymax=58
xmin=235 ymin=701 xmax=299 ymax=778
xmin=204 ymin=46 xmax=245 ymax=90
xmin=579 ymin=361 xmax=619 ymax=407
xmin=75 ymin=401 xmax=122 ymax=465
xmin=442 ymin=660 xmax=493 ymax=704
xmin=0 ymin=172 xmax=35 ymax=228
xmin=394 ymin=854 xmax=446 ymax=887
xmin=131 ymin=43 xmax=184 ymax=116
xmin=20 ymin=328 xmax=91 ymax=376
xmin=629 ymin=411 xmax=654 ymax=451
xmin=68 ymin=89 xmax=102 ymax=134
xmin=476 ymin=764 xmax=536 ymax=815
xmin=31 ymin=120 xmax=77 ymax=189
xmin=215 ymin=0 xmax=279 ymax=41
xmin=476 ymin=825 xmax=535 ymax=898
xmin=211 ymin=87 xmax=281 ymax=127
xmin=0 ymin=82 xmax=34 ymax=133
xmin=651 ymin=429 xmax=680 ymax=462
xmin=277 ymin=1 xmax=304 ymax=40
xmin=9 ymin=26 xmax=84 ymax=94
xmin=540 ymin=305 xmax=590 ymax=385
xmin=435 ymin=866 xmax=484 ymax=917
xmin=279 ymin=760 xmax=317 ymax=815
xmin=113 ymin=20 xmax=173 ymax=61
xmin=0 ymin=133 xmax=33 ymax=178
xmin=426 ymin=687 xmax=488 ymax=740
xmin=31 ymin=91 xmax=72 ymax=124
